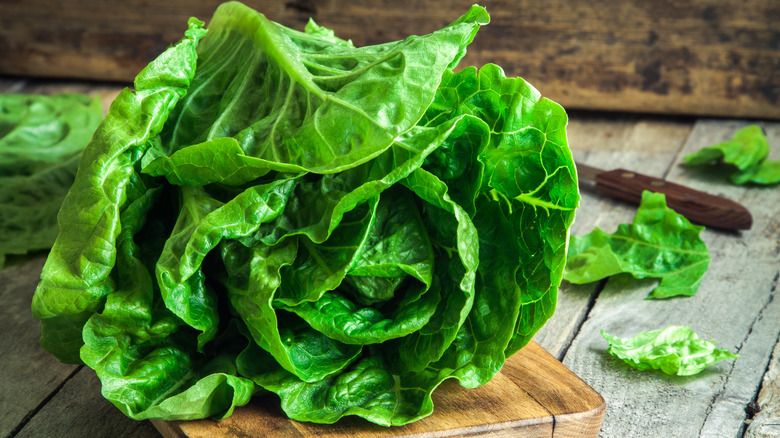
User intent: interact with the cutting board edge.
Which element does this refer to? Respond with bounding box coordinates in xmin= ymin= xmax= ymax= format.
xmin=152 ymin=414 xmax=559 ymax=438
xmin=150 ymin=341 xmax=605 ymax=438
xmin=549 ymin=394 xmax=605 ymax=438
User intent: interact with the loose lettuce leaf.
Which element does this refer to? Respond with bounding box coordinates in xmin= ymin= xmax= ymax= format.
xmin=601 ymin=326 xmax=739 ymax=376
xmin=684 ymin=125 xmax=780 ymax=185
xmin=564 ymin=191 xmax=709 ymax=299
xmin=32 ymin=2 xmax=578 ymax=426
xmin=0 ymin=93 xmax=102 ymax=268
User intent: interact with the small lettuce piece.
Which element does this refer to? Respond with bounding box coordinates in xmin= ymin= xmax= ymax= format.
xmin=0 ymin=93 xmax=102 ymax=268
xmin=601 ymin=326 xmax=739 ymax=376
xmin=564 ymin=191 xmax=709 ymax=299
xmin=684 ymin=125 xmax=780 ymax=185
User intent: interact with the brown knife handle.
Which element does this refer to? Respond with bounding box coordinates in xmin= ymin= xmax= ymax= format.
xmin=595 ymin=168 xmax=753 ymax=230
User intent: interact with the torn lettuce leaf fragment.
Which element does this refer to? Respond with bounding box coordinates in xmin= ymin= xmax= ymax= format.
xmin=564 ymin=190 xmax=709 ymax=299
xmin=602 ymin=326 xmax=739 ymax=376
xmin=0 ymin=92 xmax=102 ymax=268
xmin=31 ymin=2 xmax=579 ymax=426
xmin=684 ymin=124 xmax=780 ymax=185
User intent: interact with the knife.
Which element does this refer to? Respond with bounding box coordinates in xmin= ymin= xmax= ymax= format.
xmin=576 ymin=162 xmax=753 ymax=231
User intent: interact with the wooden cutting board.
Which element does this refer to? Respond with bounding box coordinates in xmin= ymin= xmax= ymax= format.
xmin=151 ymin=341 xmax=604 ymax=438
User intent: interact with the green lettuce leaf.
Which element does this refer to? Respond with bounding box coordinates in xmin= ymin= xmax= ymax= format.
xmin=413 ymin=63 xmax=578 ymax=377
xmin=32 ymin=15 xmax=208 ymax=364
xmin=140 ymin=3 xmax=488 ymax=183
xmin=32 ymin=2 xmax=578 ymax=426
xmin=684 ymin=124 xmax=780 ymax=185
xmin=601 ymin=325 xmax=739 ymax=376
xmin=0 ymin=93 xmax=102 ymax=268
xmin=564 ymin=191 xmax=709 ymax=299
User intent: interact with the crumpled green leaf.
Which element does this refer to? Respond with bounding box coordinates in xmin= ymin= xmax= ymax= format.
xmin=564 ymin=190 xmax=709 ymax=299
xmin=32 ymin=2 xmax=578 ymax=426
xmin=684 ymin=124 xmax=780 ymax=185
xmin=0 ymin=93 xmax=102 ymax=268
xmin=601 ymin=325 xmax=739 ymax=376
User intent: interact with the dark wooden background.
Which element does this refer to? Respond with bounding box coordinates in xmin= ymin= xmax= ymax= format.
xmin=1 ymin=0 xmax=779 ymax=117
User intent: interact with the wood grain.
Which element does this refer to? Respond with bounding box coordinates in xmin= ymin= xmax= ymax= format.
xmin=745 ymin=337 xmax=780 ymax=438
xmin=13 ymin=367 xmax=160 ymax=438
xmin=1 ymin=1 xmax=778 ymax=119
xmin=535 ymin=117 xmax=780 ymax=438
xmin=152 ymin=342 xmax=604 ymax=438
xmin=0 ymin=255 xmax=159 ymax=438
xmin=666 ymin=121 xmax=780 ymax=438
xmin=0 ymin=256 xmax=75 ymax=438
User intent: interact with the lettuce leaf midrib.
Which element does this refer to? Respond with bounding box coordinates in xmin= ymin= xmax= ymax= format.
xmin=605 ymin=232 xmax=709 ymax=257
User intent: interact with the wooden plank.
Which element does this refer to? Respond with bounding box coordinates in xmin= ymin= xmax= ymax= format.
xmin=0 ymin=254 xmax=157 ymax=438
xmin=0 ymin=255 xmax=78 ymax=437
xmin=666 ymin=120 xmax=780 ymax=438
xmin=557 ymin=119 xmax=780 ymax=437
xmin=0 ymin=78 xmax=29 ymax=94
xmin=1 ymin=1 xmax=779 ymax=119
xmin=745 ymin=337 xmax=780 ymax=438
xmin=13 ymin=367 xmax=160 ymax=438
xmin=152 ymin=342 xmax=603 ymax=438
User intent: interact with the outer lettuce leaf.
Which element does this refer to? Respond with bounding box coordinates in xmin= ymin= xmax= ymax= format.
xmin=417 ymin=64 xmax=578 ymax=363
xmin=601 ymin=326 xmax=739 ymax=376
xmin=141 ymin=2 xmax=488 ymax=183
xmin=684 ymin=124 xmax=780 ymax=185
xmin=0 ymin=93 xmax=102 ymax=268
xmin=564 ymin=191 xmax=709 ymax=299
xmin=32 ymin=18 xmax=207 ymax=364
xmin=32 ymin=2 xmax=578 ymax=427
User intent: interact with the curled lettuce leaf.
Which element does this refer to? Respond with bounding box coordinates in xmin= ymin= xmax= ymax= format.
xmin=564 ymin=191 xmax=709 ymax=299
xmin=0 ymin=93 xmax=102 ymax=268
xmin=684 ymin=124 xmax=780 ymax=185
xmin=31 ymin=2 xmax=578 ymax=426
xmin=601 ymin=326 xmax=739 ymax=376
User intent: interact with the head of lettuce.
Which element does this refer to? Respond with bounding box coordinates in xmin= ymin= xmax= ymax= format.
xmin=31 ymin=1 xmax=578 ymax=426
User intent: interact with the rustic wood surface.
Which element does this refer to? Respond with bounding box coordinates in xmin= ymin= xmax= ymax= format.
xmin=535 ymin=116 xmax=780 ymax=438
xmin=1 ymin=78 xmax=778 ymax=438
xmin=0 ymin=1 xmax=778 ymax=119
xmin=745 ymin=340 xmax=780 ymax=438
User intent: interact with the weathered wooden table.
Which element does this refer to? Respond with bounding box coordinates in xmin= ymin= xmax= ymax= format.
xmin=1 ymin=78 xmax=778 ymax=438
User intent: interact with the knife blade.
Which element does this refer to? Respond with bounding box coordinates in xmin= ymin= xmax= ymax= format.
xmin=576 ymin=162 xmax=753 ymax=231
